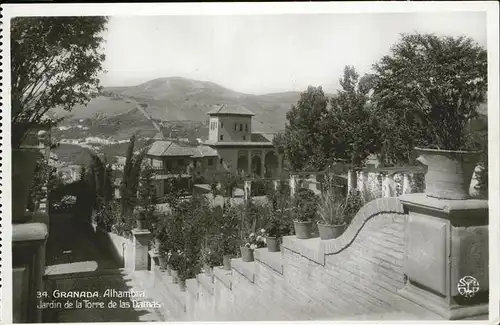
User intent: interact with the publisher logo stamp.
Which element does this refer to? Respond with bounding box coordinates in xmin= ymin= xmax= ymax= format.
xmin=457 ymin=276 xmax=480 ymax=298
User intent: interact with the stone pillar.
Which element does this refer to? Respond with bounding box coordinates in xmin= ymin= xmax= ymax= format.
xmin=357 ymin=171 xmax=368 ymax=198
xmin=247 ymin=153 xmax=252 ymax=176
xmin=244 ymin=180 xmax=252 ymax=203
xmin=402 ymin=173 xmax=411 ymax=195
xmin=133 ymin=229 xmax=152 ymax=271
xmin=398 ymin=194 xmax=488 ymax=320
xmin=260 ymin=152 xmax=266 ymax=178
xmin=347 ymin=170 xmax=357 ymax=193
xmin=382 ymin=173 xmax=395 ymax=197
xmin=273 ymin=179 xmax=280 ymax=191
xmin=289 ymin=175 xmax=298 ymax=197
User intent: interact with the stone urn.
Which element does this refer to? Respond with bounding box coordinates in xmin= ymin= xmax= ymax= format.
xmin=12 ymin=149 xmax=41 ymax=223
xmin=415 ymin=147 xmax=480 ymax=200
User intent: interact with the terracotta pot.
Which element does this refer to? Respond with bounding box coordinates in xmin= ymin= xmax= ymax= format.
xmin=223 ymin=255 xmax=232 ymax=270
xmin=171 ymin=269 xmax=179 ymax=284
xmin=240 ymin=246 xmax=254 ymax=262
xmin=12 ymin=149 xmax=40 ymax=223
xmin=415 ymin=148 xmax=480 ymax=200
xmin=318 ymin=222 xmax=346 ymax=240
xmin=158 ymin=256 xmax=168 ymax=269
xmin=178 ymin=279 xmax=186 ymax=292
xmin=293 ymin=220 xmax=313 ymax=239
xmin=266 ymin=236 xmax=281 ymax=252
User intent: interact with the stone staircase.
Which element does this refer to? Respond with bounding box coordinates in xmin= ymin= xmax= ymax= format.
xmin=142 ymin=244 xmax=442 ymax=321
xmin=138 ymin=197 xmax=488 ymax=321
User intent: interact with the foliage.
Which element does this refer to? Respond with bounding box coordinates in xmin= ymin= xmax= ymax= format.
xmin=327 ymin=66 xmax=380 ymax=167
xmin=318 ymin=189 xmax=347 ymax=226
xmin=218 ymin=172 xmax=242 ymax=197
xmin=200 ymin=243 xmax=223 ymax=269
xmin=120 ymin=134 xmax=152 ymax=220
xmin=292 ymin=188 xmax=320 ymax=222
xmin=136 ymin=163 xmax=157 ymax=225
xmin=27 ymin=157 xmax=52 ymax=211
xmin=215 ymin=202 xmax=241 ymax=256
xmin=372 ymin=33 xmax=487 ymax=152
xmin=250 ymin=177 xmax=274 ymax=197
xmin=11 ymin=17 xmax=108 ymax=148
xmin=265 ymin=190 xmax=294 ymax=237
xmin=242 ymin=231 xmax=267 ymax=250
xmin=282 ymin=86 xmax=331 ymax=171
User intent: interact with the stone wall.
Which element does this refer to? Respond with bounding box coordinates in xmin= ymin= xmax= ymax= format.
xmin=146 ymin=198 xmax=443 ymax=321
xmin=91 ymin=222 xmax=134 ymax=269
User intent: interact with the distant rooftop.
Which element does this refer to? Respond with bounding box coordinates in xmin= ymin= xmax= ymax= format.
xmin=207 ymin=104 xmax=255 ymax=116
xmin=147 ymin=140 xmax=219 ymax=158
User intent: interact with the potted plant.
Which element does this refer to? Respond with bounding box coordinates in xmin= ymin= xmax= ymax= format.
xmin=292 ymin=188 xmax=319 ymax=239
xmin=317 ymin=190 xmax=348 ymax=240
xmin=240 ymin=232 xmax=266 ymax=262
xmin=372 ymin=33 xmax=487 ymax=200
xmin=201 ymin=243 xmax=222 ymax=277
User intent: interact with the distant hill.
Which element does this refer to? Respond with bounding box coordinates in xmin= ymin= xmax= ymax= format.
xmin=54 ymin=77 xmax=301 ymax=134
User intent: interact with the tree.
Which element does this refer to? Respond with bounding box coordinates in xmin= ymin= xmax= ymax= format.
xmin=11 ymin=17 xmax=108 ymax=148
xmin=120 ymin=134 xmax=152 ymax=219
xmin=372 ymin=33 xmax=487 ymax=162
xmin=283 ymin=86 xmax=331 ymax=171
xmin=137 ymin=164 xmax=157 ymax=225
xmin=328 ymin=66 xmax=380 ymax=167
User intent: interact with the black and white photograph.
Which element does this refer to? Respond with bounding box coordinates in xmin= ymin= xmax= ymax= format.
xmin=1 ymin=2 xmax=499 ymax=324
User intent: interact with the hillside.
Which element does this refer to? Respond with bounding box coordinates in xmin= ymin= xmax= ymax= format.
xmin=56 ymin=77 xmax=301 ymax=134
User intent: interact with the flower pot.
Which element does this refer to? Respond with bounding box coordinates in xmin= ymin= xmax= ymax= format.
xmin=178 ymin=279 xmax=186 ymax=292
xmin=166 ymin=264 xmax=172 ymax=276
xmin=222 ymin=255 xmax=232 ymax=270
xmin=294 ymin=220 xmax=313 ymax=239
xmin=171 ymin=269 xmax=179 ymax=284
xmin=318 ymin=222 xmax=346 ymax=240
xmin=266 ymin=236 xmax=281 ymax=252
xmin=158 ymin=256 xmax=168 ymax=269
xmin=240 ymin=246 xmax=254 ymax=262
xmin=204 ymin=264 xmax=213 ymax=276
xmin=12 ymin=149 xmax=40 ymax=223
xmin=415 ymin=148 xmax=481 ymax=200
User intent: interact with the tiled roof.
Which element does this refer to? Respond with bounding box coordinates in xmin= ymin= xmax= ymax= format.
xmin=251 ymin=133 xmax=274 ymax=143
xmin=207 ymin=104 xmax=255 ymax=116
xmin=147 ymin=141 xmax=219 ymax=158
xmin=191 ymin=145 xmax=219 ymax=158
xmin=147 ymin=140 xmax=197 ymax=157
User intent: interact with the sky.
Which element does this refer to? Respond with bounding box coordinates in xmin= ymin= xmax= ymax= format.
xmin=99 ymin=12 xmax=487 ymax=95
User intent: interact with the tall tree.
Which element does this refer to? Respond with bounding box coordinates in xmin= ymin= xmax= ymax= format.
xmin=372 ymin=33 xmax=487 ymax=163
xmin=283 ymin=86 xmax=330 ymax=171
xmin=11 ymin=17 xmax=108 ymax=148
xmin=120 ymin=134 xmax=152 ymax=219
xmin=328 ymin=66 xmax=380 ymax=167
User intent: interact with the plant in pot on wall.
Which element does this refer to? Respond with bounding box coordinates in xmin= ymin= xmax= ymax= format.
xmin=317 ymin=190 xmax=348 ymax=240
xmin=240 ymin=232 xmax=266 ymax=262
xmin=372 ymin=33 xmax=487 ymax=200
xmin=292 ymin=188 xmax=320 ymax=239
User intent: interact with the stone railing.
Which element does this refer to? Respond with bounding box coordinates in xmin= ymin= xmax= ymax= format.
xmin=348 ymin=167 xmax=426 ymax=199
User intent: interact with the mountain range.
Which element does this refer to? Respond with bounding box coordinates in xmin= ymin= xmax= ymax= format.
xmin=52 ymin=77 xmax=302 ymax=134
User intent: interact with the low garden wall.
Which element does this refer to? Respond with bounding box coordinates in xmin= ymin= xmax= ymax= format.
xmin=146 ymin=197 xmax=442 ymax=321
xmin=90 ymin=222 xmax=134 ymax=269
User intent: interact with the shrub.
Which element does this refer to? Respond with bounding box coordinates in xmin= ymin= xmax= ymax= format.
xmin=318 ymin=189 xmax=347 ymax=226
